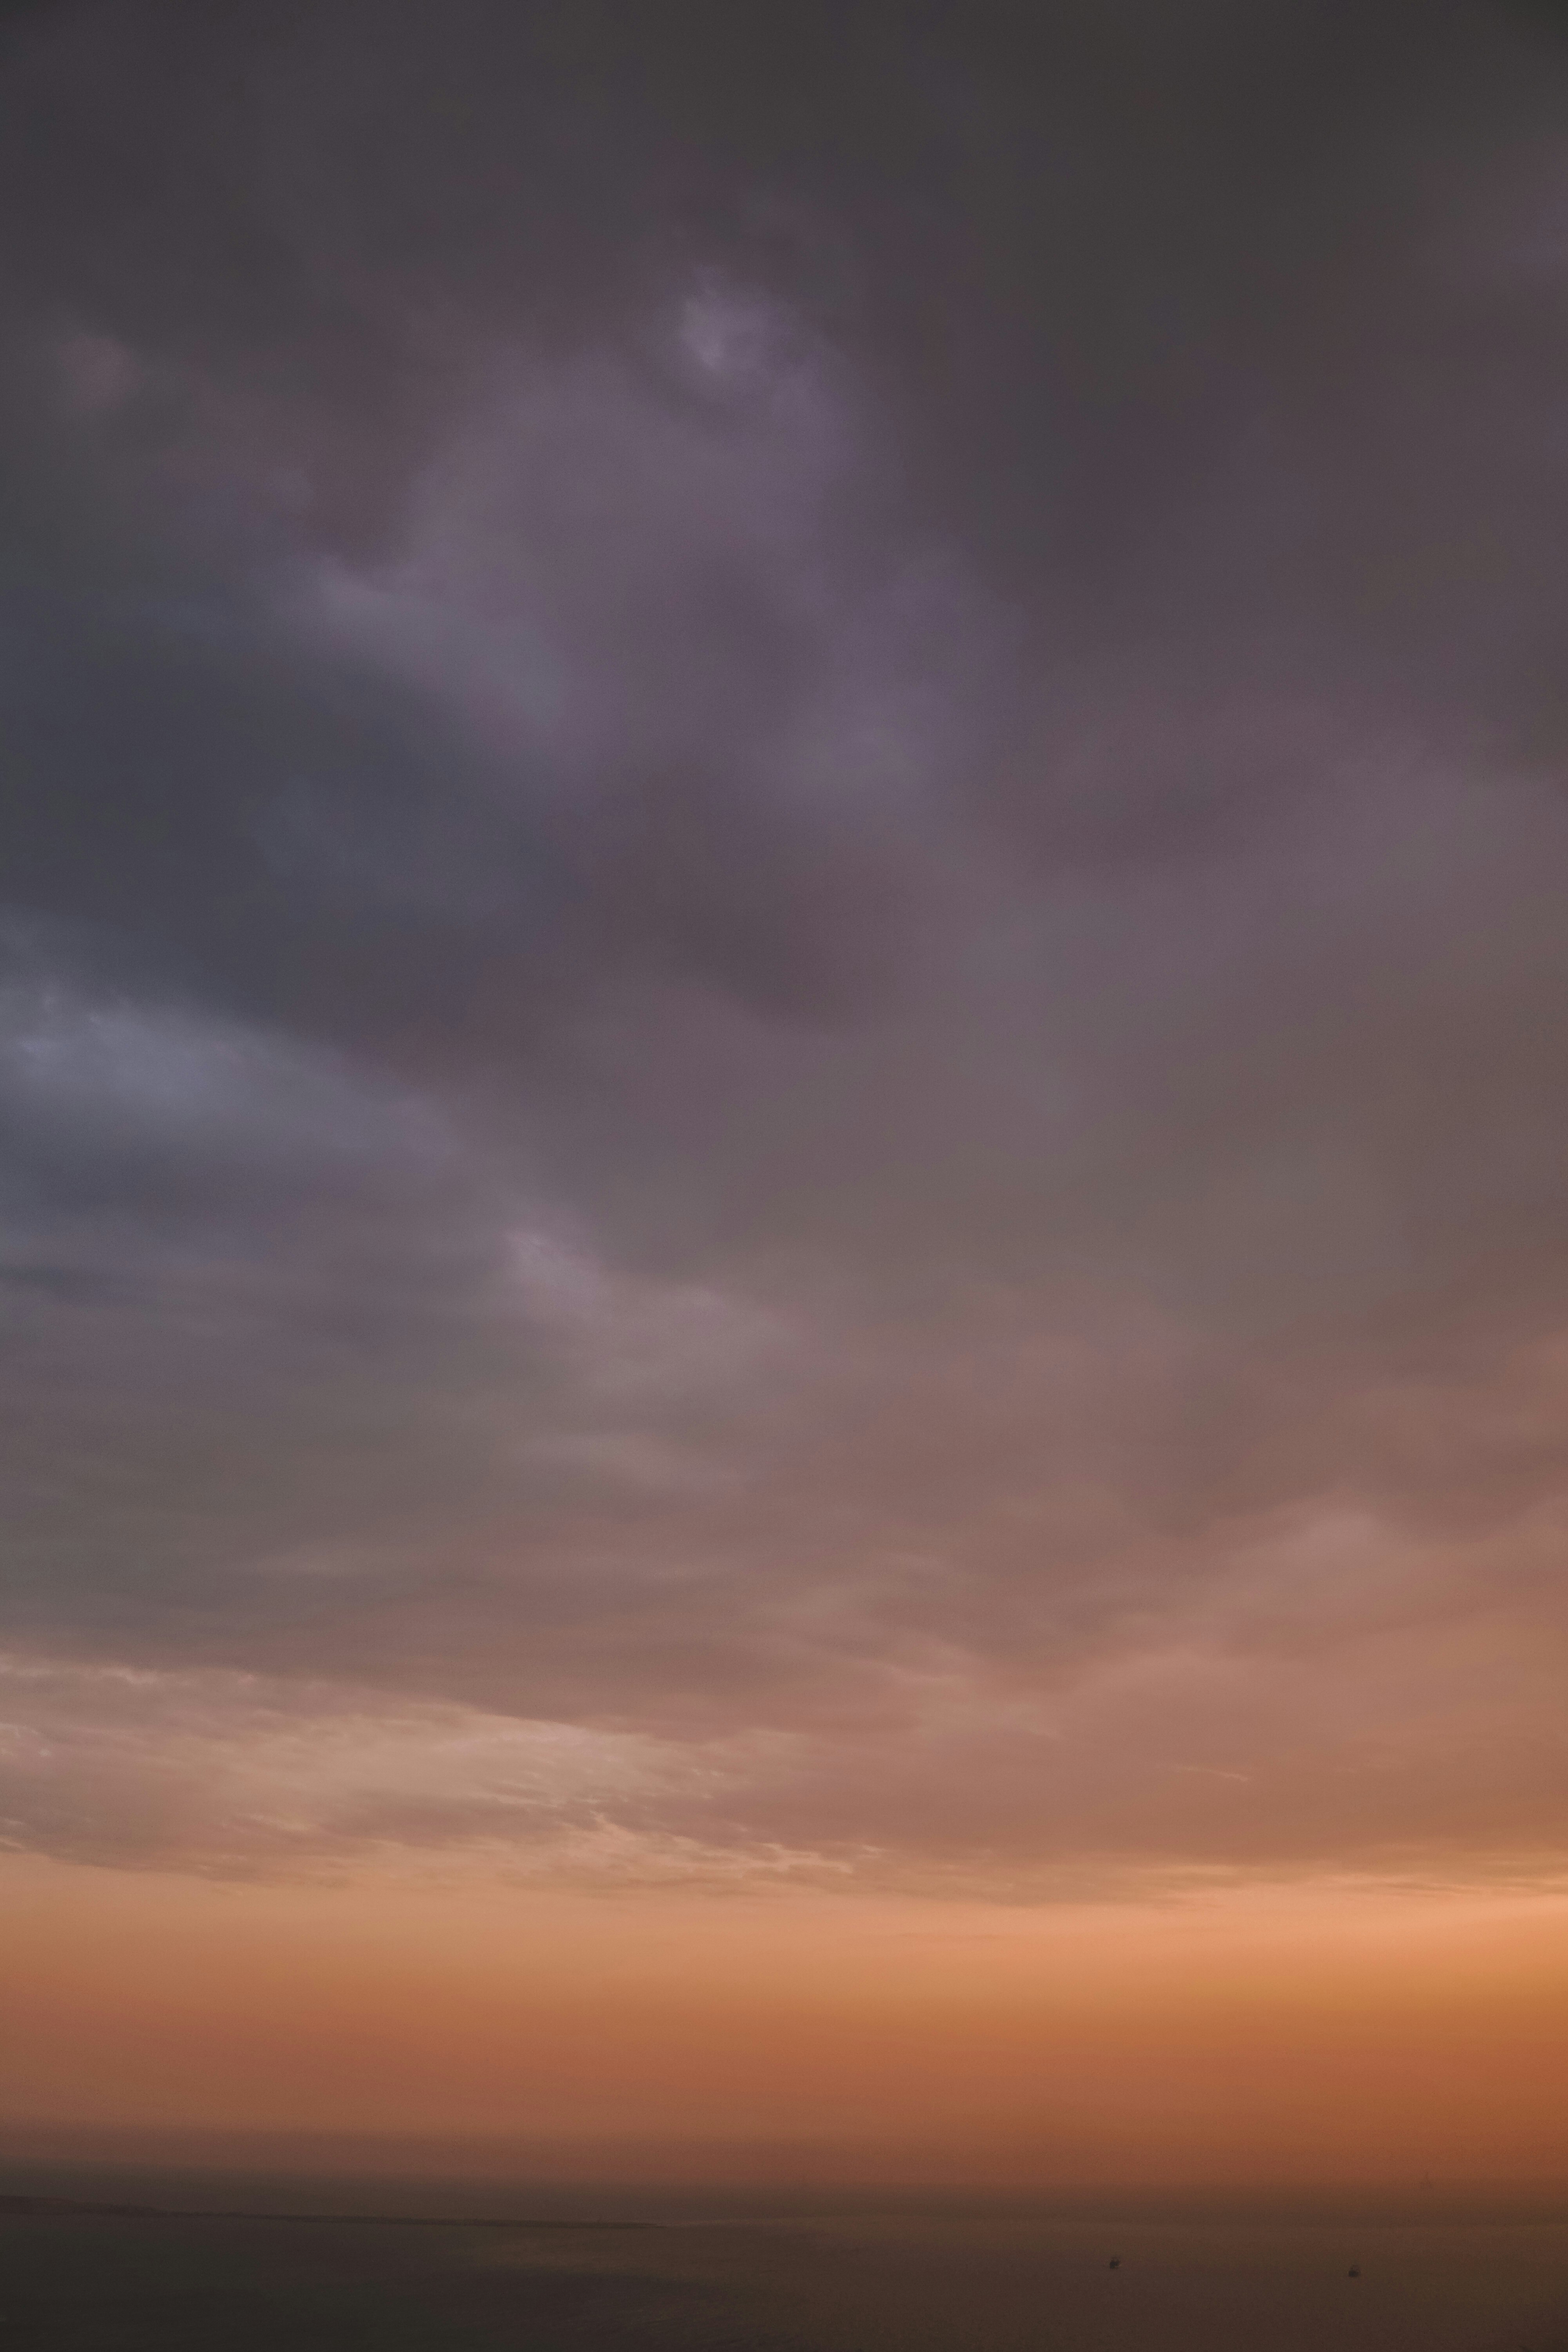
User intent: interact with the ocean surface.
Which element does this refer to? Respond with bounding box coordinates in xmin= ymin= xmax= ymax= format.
xmin=2 ymin=2175 xmax=1566 ymax=2349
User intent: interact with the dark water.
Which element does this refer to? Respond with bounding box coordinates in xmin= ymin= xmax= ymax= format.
xmin=2 ymin=2182 xmax=1566 ymax=2350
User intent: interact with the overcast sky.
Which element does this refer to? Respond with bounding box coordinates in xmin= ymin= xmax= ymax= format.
xmin=4 ymin=0 xmax=1568 ymax=1933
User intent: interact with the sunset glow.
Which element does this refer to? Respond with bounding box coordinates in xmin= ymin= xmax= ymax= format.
xmin=5 ymin=0 xmax=1568 ymax=2212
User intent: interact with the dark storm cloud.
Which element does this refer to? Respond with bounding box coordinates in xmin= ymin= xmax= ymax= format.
xmin=4 ymin=0 xmax=1568 ymax=1888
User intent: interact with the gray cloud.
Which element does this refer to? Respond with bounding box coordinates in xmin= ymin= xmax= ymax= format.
xmin=3 ymin=0 xmax=1568 ymax=1891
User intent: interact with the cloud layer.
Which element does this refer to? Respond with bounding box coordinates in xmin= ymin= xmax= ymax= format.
xmin=4 ymin=0 xmax=1568 ymax=1895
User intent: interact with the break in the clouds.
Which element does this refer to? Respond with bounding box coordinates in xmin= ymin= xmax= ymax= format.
xmin=3 ymin=0 xmax=1568 ymax=1895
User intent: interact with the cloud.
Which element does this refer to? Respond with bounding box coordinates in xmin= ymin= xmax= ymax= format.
xmin=2 ymin=0 xmax=1568 ymax=1897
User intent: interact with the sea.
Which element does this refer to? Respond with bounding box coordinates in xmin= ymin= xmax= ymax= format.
xmin=2 ymin=2170 xmax=1565 ymax=2349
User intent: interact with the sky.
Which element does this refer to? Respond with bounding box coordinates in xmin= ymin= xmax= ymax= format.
xmin=3 ymin=0 xmax=1568 ymax=2189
